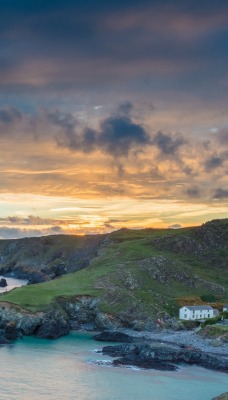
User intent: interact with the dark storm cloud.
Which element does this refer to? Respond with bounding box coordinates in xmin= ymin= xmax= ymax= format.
xmin=213 ymin=188 xmax=228 ymax=199
xmin=47 ymin=107 xmax=151 ymax=156
xmin=0 ymin=103 xmax=190 ymax=158
xmin=51 ymin=109 xmax=188 ymax=157
xmin=153 ymin=131 xmax=186 ymax=156
xmin=98 ymin=115 xmax=150 ymax=156
xmin=204 ymin=156 xmax=224 ymax=171
xmin=1 ymin=0 xmax=228 ymax=96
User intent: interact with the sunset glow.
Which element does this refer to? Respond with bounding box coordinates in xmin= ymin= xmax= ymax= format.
xmin=0 ymin=0 xmax=227 ymax=238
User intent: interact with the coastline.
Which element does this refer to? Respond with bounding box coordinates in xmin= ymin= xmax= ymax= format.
xmin=115 ymin=328 xmax=228 ymax=355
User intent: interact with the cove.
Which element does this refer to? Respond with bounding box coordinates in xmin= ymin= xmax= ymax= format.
xmin=0 ymin=332 xmax=227 ymax=400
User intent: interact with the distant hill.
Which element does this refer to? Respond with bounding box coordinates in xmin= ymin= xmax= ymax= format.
xmin=0 ymin=219 xmax=227 ymax=326
xmin=0 ymin=234 xmax=105 ymax=282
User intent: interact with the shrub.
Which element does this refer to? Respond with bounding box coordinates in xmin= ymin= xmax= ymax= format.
xmin=200 ymin=294 xmax=217 ymax=303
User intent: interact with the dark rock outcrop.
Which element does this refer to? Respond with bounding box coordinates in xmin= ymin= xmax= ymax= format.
xmin=58 ymin=296 xmax=117 ymax=331
xmin=0 ymin=319 xmax=20 ymax=343
xmin=102 ymin=343 xmax=228 ymax=373
xmin=94 ymin=331 xmax=134 ymax=342
xmin=0 ymin=303 xmax=43 ymax=336
xmin=0 ymin=329 xmax=11 ymax=344
xmin=0 ymin=296 xmax=119 ymax=342
xmin=150 ymin=236 xmax=207 ymax=256
xmin=35 ymin=310 xmax=70 ymax=339
xmin=0 ymin=278 xmax=7 ymax=287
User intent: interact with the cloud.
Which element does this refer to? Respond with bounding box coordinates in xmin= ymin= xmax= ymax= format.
xmin=0 ymin=225 xmax=65 ymax=240
xmin=213 ymin=188 xmax=228 ymax=199
xmin=204 ymin=156 xmax=224 ymax=171
xmin=185 ymin=187 xmax=201 ymax=198
xmin=1 ymin=0 xmax=228 ymax=103
xmin=0 ymin=107 xmax=22 ymax=127
xmin=98 ymin=115 xmax=150 ymax=156
xmin=216 ymin=129 xmax=228 ymax=146
xmin=46 ymin=107 xmax=190 ymax=158
xmin=168 ymin=224 xmax=182 ymax=229
xmin=48 ymin=106 xmax=151 ymax=157
xmin=153 ymin=131 xmax=186 ymax=156
xmin=117 ymin=101 xmax=134 ymax=116
xmin=0 ymin=215 xmax=65 ymax=226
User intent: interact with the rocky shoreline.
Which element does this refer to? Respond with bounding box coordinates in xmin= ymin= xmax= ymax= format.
xmin=114 ymin=328 xmax=228 ymax=355
xmin=93 ymin=329 xmax=228 ymax=373
xmin=0 ymin=296 xmax=117 ymax=343
xmin=99 ymin=341 xmax=228 ymax=373
xmin=0 ymin=297 xmax=228 ymax=374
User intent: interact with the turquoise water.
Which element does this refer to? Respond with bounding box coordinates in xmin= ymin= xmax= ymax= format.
xmin=0 ymin=332 xmax=227 ymax=400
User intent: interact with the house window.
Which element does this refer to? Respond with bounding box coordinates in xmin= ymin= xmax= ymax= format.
xmin=208 ymin=314 xmax=210 ymax=317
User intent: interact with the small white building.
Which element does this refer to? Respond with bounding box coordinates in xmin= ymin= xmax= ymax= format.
xmin=179 ymin=305 xmax=214 ymax=320
xmin=223 ymin=305 xmax=228 ymax=312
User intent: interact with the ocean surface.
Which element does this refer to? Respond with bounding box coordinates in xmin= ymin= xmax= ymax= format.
xmin=0 ymin=332 xmax=227 ymax=400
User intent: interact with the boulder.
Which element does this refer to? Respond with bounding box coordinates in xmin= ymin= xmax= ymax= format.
xmin=0 ymin=278 xmax=7 ymax=287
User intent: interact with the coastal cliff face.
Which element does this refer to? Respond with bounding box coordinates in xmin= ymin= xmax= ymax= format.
xmin=0 ymin=302 xmax=43 ymax=343
xmin=0 ymin=219 xmax=227 ymax=334
xmin=0 ymin=296 xmax=117 ymax=342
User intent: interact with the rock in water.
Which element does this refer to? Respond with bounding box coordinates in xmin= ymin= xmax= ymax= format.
xmin=102 ymin=343 xmax=228 ymax=373
xmin=0 ymin=278 xmax=7 ymax=287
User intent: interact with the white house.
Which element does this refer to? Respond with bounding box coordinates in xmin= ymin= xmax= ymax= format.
xmin=223 ymin=305 xmax=228 ymax=312
xmin=179 ymin=305 xmax=214 ymax=320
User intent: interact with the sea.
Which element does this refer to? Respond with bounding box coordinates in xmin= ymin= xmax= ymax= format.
xmin=0 ymin=276 xmax=28 ymax=293
xmin=0 ymin=332 xmax=227 ymax=400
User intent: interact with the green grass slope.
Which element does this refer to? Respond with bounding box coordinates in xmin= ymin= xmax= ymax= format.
xmin=1 ymin=219 xmax=228 ymax=321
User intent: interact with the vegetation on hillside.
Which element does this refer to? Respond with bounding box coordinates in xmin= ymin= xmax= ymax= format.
xmin=0 ymin=219 xmax=227 ymax=323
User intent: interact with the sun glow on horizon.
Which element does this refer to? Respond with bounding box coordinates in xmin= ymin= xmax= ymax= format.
xmin=0 ymin=192 xmax=226 ymax=239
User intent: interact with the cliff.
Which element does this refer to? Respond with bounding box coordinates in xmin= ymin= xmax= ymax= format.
xmin=0 ymin=218 xmax=227 ymax=330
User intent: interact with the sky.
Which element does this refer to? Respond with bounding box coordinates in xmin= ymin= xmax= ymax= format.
xmin=0 ymin=0 xmax=227 ymax=238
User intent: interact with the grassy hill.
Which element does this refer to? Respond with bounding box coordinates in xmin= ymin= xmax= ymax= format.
xmin=0 ymin=219 xmax=227 ymax=323
xmin=0 ymin=234 xmax=104 ymax=282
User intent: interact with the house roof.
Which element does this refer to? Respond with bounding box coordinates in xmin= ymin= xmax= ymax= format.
xmin=224 ymin=305 xmax=228 ymax=308
xmin=182 ymin=305 xmax=214 ymax=311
